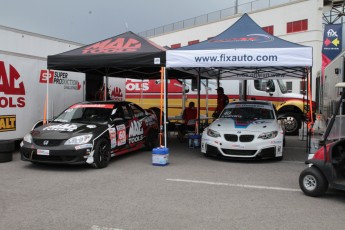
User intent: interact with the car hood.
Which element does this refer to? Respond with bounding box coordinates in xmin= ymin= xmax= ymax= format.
xmin=209 ymin=118 xmax=279 ymax=132
xmin=30 ymin=122 xmax=106 ymax=140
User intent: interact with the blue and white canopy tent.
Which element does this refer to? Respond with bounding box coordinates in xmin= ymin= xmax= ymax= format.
xmin=166 ymin=13 xmax=314 ymax=151
xmin=167 ymin=13 xmax=313 ymax=80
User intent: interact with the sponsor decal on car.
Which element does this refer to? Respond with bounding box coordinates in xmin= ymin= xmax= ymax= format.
xmin=116 ymin=124 xmax=126 ymax=146
xmin=109 ymin=127 xmax=116 ymax=148
xmin=75 ymin=144 xmax=93 ymax=150
xmin=70 ymin=104 xmax=114 ymax=109
xmin=43 ymin=124 xmax=78 ymax=132
xmin=129 ymin=120 xmax=143 ymax=144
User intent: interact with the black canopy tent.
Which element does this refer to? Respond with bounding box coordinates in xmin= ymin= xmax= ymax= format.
xmin=48 ymin=31 xmax=166 ymax=79
xmin=48 ymin=31 xmax=183 ymax=147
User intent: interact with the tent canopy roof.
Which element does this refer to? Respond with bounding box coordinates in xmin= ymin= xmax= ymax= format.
xmin=48 ymin=31 xmax=167 ymax=79
xmin=167 ymin=13 xmax=313 ymax=80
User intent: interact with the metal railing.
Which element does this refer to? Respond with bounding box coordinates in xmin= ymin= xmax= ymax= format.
xmin=138 ymin=0 xmax=296 ymax=38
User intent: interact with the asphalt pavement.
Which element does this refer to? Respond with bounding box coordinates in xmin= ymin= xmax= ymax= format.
xmin=1 ymin=135 xmax=345 ymax=230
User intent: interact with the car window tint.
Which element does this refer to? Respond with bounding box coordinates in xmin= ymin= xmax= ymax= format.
xmin=220 ymin=106 xmax=274 ymax=120
xmin=130 ymin=104 xmax=145 ymax=119
xmin=121 ymin=105 xmax=132 ymax=119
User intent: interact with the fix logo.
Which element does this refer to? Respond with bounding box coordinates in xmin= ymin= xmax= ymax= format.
xmin=0 ymin=61 xmax=25 ymax=108
xmin=82 ymin=37 xmax=142 ymax=54
xmin=39 ymin=70 xmax=81 ymax=90
xmin=327 ymin=29 xmax=338 ymax=37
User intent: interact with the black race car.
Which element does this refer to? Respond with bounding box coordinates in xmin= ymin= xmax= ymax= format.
xmin=20 ymin=101 xmax=159 ymax=168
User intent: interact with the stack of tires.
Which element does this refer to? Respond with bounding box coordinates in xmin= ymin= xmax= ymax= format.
xmin=0 ymin=140 xmax=15 ymax=163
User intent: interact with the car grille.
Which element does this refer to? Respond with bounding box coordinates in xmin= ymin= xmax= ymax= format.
xmin=224 ymin=134 xmax=254 ymax=142
xmin=221 ymin=149 xmax=256 ymax=156
xmin=33 ymin=139 xmax=64 ymax=146
xmin=32 ymin=154 xmax=76 ymax=162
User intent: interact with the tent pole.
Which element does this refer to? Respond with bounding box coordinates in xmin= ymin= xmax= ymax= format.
xmin=197 ymin=69 xmax=201 ymax=134
xmin=163 ymin=67 xmax=168 ymax=147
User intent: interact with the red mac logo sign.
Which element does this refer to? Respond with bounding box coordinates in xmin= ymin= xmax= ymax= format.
xmin=0 ymin=61 xmax=25 ymax=108
xmin=82 ymin=38 xmax=141 ymax=54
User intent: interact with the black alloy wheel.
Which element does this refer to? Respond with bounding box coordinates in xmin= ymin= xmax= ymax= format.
xmin=92 ymin=138 xmax=111 ymax=169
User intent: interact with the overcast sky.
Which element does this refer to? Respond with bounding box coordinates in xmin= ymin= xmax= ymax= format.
xmin=0 ymin=0 xmax=250 ymax=44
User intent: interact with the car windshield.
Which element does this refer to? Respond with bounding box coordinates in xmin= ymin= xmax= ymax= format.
xmin=54 ymin=105 xmax=113 ymax=124
xmin=220 ymin=104 xmax=274 ymax=120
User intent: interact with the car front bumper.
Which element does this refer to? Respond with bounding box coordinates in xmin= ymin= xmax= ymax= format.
xmin=201 ymin=131 xmax=284 ymax=159
xmin=20 ymin=141 xmax=93 ymax=165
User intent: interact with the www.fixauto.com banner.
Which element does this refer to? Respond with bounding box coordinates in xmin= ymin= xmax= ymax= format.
xmin=322 ymin=24 xmax=342 ymax=77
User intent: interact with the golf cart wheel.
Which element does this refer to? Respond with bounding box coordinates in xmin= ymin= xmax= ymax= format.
xmin=299 ymin=167 xmax=328 ymax=197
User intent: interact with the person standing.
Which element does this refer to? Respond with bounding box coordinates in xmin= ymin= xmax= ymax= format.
xmin=213 ymin=87 xmax=229 ymax=118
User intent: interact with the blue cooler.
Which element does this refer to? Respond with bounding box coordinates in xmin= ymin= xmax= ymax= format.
xmin=188 ymin=134 xmax=201 ymax=148
xmin=152 ymin=147 xmax=169 ymax=166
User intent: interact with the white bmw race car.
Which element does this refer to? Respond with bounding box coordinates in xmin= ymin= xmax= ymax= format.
xmin=201 ymin=101 xmax=285 ymax=160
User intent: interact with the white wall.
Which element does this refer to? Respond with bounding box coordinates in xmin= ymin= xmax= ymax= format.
xmin=0 ymin=25 xmax=84 ymax=58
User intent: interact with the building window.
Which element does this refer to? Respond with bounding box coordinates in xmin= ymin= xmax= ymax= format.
xmin=170 ymin=43 xmax=181 ymax=49
xmin=188 ymin=40 xmax=199 ymax=46
xmin=300 ymin=80 xmax=306 ymax=95
xmin=287 ymin=19 xmax=308 ymax=33
xmin=286 ymin=81 xmax=292 ymax=93
xmin=262 ymin=26 xmax=274 ymax=35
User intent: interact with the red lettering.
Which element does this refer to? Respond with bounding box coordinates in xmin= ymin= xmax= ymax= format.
xmin=0 ymin=97 xmax=7 ymax=107
xmin=82 ymin=38 xmax=141 ymax=54
xmin=0 ymin=62 xmax=10 ymax=94
xmin=82 ymin=39 xmax=112 ymax=54
xmin=0 ymin=97 xmax=26 ymax=108
xmin=0 ymin=62 xmax=25 ymax=95
xmin=17 ymin=97 xmax=25 ymax=107
xmin=39 ymin=70 xmax=54 ymax=83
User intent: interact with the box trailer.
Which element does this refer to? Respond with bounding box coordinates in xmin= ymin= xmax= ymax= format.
xmin=0 ymin=52 xmax=85 ymax=146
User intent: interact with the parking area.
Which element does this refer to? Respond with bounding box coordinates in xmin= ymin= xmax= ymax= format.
xmin=1 ymin=136 xmax=345 ymax=230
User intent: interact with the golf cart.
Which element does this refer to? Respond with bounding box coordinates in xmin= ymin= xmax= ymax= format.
xmin=299 ymin=82 xmax=345 ymax=197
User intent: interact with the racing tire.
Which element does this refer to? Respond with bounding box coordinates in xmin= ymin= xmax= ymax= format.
xmin=145 ymin=129 xmax=158 ymax=151
xmin=92 ymin=138 xmax=111 ymax=169
xmin=281 ymin=112 xmax=301 ymax=136
xmin=299 ymin=167 xmax=328 ymax=197
xmin=0 ymin=140 xmax=14 ymax=163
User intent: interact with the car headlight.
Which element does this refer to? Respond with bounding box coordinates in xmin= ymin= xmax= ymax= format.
xmin=23 ymin=133 xmax=33 ymax=143
xmin=64 ymin=134 xmax=93 ymax=145
xmin=258 ymin=131 xmax=278 ymax=140
xmin=207 ymin=128 xmax=221 ymax=138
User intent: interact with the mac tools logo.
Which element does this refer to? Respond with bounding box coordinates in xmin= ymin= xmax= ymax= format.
xmin=39 ymin=70 xmax=81 ymax=90
xmin=128 ymin=120 xmax=143 ymax=144
xmin=0 ymin=61 xmax=25 ymax=108
xmin=82 ymin=37 xmax=142 ymax=54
